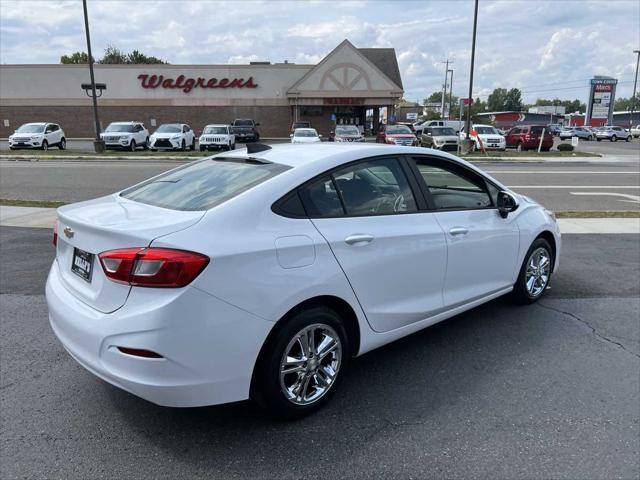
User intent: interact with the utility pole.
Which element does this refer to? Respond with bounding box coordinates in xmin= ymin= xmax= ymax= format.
xmin=448 ymin=68 xmax=454 ymax=120
xmin=465 ymin=0 xmax=479 ymax=141
xmin=441 ymin=59 xmax=453 ymax=119
xmin=630 ymin=49 xmax=640 ymax=131
xmin=82 ymin=0 xmax=104 ymax=152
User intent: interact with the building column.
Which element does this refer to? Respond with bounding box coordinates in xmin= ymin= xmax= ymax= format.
xmin=372 ymin=107 xmax=380 ymax=135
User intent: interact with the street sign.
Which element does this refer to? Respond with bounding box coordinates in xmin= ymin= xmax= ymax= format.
xmin=406 ymin=112 xmax=418 ymax=120
xmin=462 ymin=98 xmax=474 ymax=106
xmin=571 ymin=136 xmax=579 ymax=147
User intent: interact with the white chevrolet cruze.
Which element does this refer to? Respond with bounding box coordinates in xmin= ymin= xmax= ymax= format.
xmin=46 ymin=143 xmax=560 ymax=418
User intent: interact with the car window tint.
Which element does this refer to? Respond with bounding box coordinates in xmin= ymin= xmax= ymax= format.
xmin=415 ymin=161 xmax=492 ymax=210
xmin=299 ymin=176 xmax=344 ymax=217
xmin=121 ymin=159 xmax=289 ymax=211
xmin=531 ymin=127 xmax=544 ymax=135
xmin=332 ymin=158 xmax=417 ymax=216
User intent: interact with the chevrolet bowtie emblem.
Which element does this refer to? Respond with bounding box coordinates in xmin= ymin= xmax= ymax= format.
xmin=63 ymin=226 xmax=74 ymax=239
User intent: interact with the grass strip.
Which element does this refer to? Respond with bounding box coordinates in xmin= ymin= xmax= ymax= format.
xmin=0 ymin=198 xmax=67 ymax=208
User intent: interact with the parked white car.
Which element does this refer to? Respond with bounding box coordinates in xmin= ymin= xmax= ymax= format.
xmin=460 ymin=124 xmax=506 ymax=150
xmin=46 ymin=143 xmax=560 ymax=418
xmin=150 ymin=123 xmax=196 ymax=151
xmin=595 ymin=126 xmax=632 ymax=142
xmin=199 ymin=124 xmax=235 ymax=151
xmin=100 ymin=122 xmax=149 ymax=151
xmin=291 ymin=128 xmax=322 ymax=143
xmin=8 ymin=122 xmax=66 ymax=150
xmin=630 ymin=124 xmax=640 ymax=138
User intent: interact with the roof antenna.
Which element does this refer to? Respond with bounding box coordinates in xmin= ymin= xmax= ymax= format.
xmin=246 ymin=143 xmax=272 ymax=154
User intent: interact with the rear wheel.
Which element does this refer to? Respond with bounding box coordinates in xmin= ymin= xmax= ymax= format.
xmin=230 ymin=142 xmax=236 ymax=150
xmin=512 ymin=238 xmax=553 ymax=304
xmin=626 ymin=136 xmax=631 ymax=142
xmin=597 ymin=138 xmax=601 ymax=142
xmin=41 ymin=140 xmax=48 ymax=151
xmin=251 ymin=306 xmax=348 ymax=419
xmin=58 ymin=138 xmax=66 ymax=150
xmin=143 ymin=137 xmax=150 ymax=150
xmin=190 ymin=138 xmax=196 ymax=151
xmin=516 ymin=142 xmax=524 ymax=152
xmin=199 ymin=145 xmax=205 ymax=152
xmin=181 ymin=139 xmax=186 ymax=151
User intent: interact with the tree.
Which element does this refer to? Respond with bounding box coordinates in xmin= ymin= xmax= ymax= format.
xmin=614 ymin=94 xmax=640 ymax=112
xmin=504 ymin=88 xmax=523 ymax=111
xmin=423 ymin=91 xmax=444 ymax=105
xmin=60 ymin=51 xmax=91 ymax=64
xmin=487 ymin=88 xmax=508 ymax=111
xmin=533 ymin=97 xmax=585 ymax=113
xmin=60 ymin=46 xmax=168 ymax=65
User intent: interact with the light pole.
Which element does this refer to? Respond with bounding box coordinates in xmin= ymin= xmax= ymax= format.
xmin=464 ymin=0 xmax=479 ymax=148
xmin=448 ymin=68 xmax=454 ymax=120
xmin=630 ymin=49 xmax=640 ymax=131
xmin=82 ymin=0 xmax=104 ymax=152
xmin=441 ymin=59 xmax=450 ymax=119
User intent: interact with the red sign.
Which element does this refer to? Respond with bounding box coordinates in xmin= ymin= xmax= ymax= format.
xmin=137 ymin=74 xmax=258 ymax=93
xmin=463 ymin=98 xmax=474 ymax=105
xmin=594 ymin=84 xmax=612 ymax=92
xmin=323 ymin=97 xmax=365 ymax=105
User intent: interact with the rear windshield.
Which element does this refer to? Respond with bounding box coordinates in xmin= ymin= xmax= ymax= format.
xmin=474 ymin=126 xmax=497 ymax=135
xmin=234 ymin=120 xmax=254 ymax=126
xmin=386 ymin=125 xmax=412 ymax=135
xmin=335 ymin=126 xmax=360 ymax=135
xmin=121 ymin=159 xmax=289 ymax=211
xmin=431 ymin=127 xmax=456 ymax=136
xmin=294 ymin=129 xmax=318 ymax=137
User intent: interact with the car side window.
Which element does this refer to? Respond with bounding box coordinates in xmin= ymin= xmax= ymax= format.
xmin=183 ymin=125 xmax=188 ymax=133
xmin=332 ymin=158 xmax=417 ymax=216
xmin=412 ymin=159 xmax=493 ymax=210
xmin=299 ymin=176 xmax=345 ymax=217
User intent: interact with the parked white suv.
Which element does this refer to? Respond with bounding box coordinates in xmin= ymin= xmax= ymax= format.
xmin=199 ymin=124 xmax=235 ymax=151
xmin=460 ymin=124 xmax=506 ymax=151
xmin=8 ymin=122 xmax=66 ymax=150
xmin=100 ymin=122 xmax=149 ymax=151
xmin=150 ymin=123 xmax=196 ymax=151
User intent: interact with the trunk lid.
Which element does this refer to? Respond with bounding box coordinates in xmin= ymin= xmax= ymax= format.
xmin=55 ymin=195 xmax=205 ymax=313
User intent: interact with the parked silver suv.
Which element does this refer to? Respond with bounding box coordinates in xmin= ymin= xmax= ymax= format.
xmin=595 ymin=126 xmax=632 ymax=142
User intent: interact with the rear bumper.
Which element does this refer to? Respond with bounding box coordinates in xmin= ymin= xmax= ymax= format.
xmin=46 ymin=260 xmax=274 ymax=407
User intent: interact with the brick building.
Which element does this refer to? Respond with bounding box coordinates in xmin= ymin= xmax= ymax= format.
xmin=0 ymin=39 xmax=403 ymax=138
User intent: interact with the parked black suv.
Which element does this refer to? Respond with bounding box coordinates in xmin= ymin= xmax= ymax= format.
xmin=231 ymin=119 xmax=260 ymax=142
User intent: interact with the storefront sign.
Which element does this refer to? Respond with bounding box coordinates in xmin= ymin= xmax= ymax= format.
xmin=323 ymin=97 xmax=365 ymax=105
xmin=137 ymin=74 xmax=258 ymax=93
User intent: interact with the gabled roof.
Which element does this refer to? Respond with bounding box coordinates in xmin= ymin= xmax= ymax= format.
xmin=357 ymin=48 xmax=403 ymax=90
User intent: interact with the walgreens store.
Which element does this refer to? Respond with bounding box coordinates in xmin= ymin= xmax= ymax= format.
xmin=0 ymin=40 xmax=403 ymax=138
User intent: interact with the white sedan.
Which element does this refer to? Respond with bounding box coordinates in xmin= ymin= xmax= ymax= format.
xmin=46 ymin=143 xmax=561 ymax=418
xmin=291 ymin=128 xmax=322 ymax=143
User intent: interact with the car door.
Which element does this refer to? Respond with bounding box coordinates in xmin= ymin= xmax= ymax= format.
xmin=407 ymin=155 xmax=520 ymax=307
xmin=505 ymin=128 xmax=517 ymax=147
xmin=299 ymin=156 xmax=448 ymax=333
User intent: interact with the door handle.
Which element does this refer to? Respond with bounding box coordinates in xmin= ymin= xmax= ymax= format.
xmin=449 ymin=227 xmax=469 ymax=236
xmin=345 ymin=234 xmax=374 ymax=245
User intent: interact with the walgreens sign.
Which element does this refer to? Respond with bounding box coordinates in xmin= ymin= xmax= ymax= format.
xmin=137 ymin=74 xmax=258 ymax=93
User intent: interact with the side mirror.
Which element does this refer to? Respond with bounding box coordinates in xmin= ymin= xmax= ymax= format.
xmin=497 ymin=191 xmax=519 ymax=218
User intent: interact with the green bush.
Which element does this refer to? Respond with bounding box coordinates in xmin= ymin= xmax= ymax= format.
xmin=557 ymin=143 xmax=574 ymax=152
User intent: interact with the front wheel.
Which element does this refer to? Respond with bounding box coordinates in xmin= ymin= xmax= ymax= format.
xmin=143 ymin=137 xmax=150 ymax=150
xmin=597 ymin=138 xmax=601 ymax=142
xmin=611 ymin=135 xmax=617 ymax=142
xmin=58 ymin=138 xmax=66 ymax=150
xmin=190 ymin=139 xmax=196 ymax=151
xmin=251 ymin=306 xmax=348 ymax=419
xmin=512 ymin=238 xmax=553 ymax=304
xmin=230 ymin=142 xmax=235 ymax=150
xmin=129 ymin=140 xmax=136 ymax=152
xmin=41 ymin=140 xmax=48 ymax=151
xmin=181 ymin=139 xmax=186 ymax=151
xmin=626 ymin=136 xmax=631 ymax=142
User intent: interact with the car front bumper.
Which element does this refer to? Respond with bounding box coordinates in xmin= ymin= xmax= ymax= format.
xmin=150 ymin=138 xmax=182 ymax=149
xmin=8 ymin=139 xmax=42 ymax=148
xmin=46 ymin=260 xmax=274 ymax=407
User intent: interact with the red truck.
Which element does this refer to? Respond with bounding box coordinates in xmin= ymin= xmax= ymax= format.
xmin=505 ymin=125 xmax=554 ymax=151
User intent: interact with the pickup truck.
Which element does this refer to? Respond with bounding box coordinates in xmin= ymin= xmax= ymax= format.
xmin=231 ymin=119 xmax=260 ymax=142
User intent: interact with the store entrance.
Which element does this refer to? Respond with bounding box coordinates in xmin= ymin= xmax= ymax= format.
xmin=333 ymin=105 xmax=367 ymax=133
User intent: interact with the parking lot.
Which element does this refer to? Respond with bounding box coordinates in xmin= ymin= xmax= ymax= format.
xmin=1 ymin=225 xmax=638 ymax=479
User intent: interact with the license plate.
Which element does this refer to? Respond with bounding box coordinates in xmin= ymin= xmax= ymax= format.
xmin=71 ymin=248 xmax=94 ymax=282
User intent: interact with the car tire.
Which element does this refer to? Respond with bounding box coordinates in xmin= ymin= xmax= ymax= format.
xmin=611 ymin=135 xmax=617 ymax=142
xmin=59 ymin=138 xmax=66 ymax=150
xmin=181 ymin=140 xmax=186 ymax=151
xmin=231 ymin=142 xmax=236 ymax=150
xmin=516 ymin=142 xmax=524 ymax=152
xmin=512 ymin=237 xmax=553 ymax=304
xmin=251 ymin=306 xmax=349 ymax=419
xmin=190 ymin=139 xmax=196 ymax=151
xmin=199 ymin=145 xmax=205 ymax=152
xmin=597 ymin=138 xmax=601 ymax=142
xmin=41 ymin=140 xmax=48 ymax=151
xmin=143 ymin=137 xmax=150 ymax=150
xmin=626 ymin=136 xmax=631 ymax=142
xmin=150 ymin=148 xmax=157 ymax=152
xmin=129 ymin=140 xmax=136 ymax=152
xmin=588 ymin=135 xmax=593 ymax=141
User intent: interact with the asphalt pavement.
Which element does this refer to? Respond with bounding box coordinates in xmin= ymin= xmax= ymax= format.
xmin=0 ymin=226 xmax=638 ymax=479
xmin=2 ymin=158 xmax=638 ymax=211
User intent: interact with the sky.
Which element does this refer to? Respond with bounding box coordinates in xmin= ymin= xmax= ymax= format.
xmin=1 ymin=0 xmax=639 ymax=104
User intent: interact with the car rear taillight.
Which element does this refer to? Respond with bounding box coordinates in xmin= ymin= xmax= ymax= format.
xmin=53 ymin=219 xmax=58 ymax=247
xmin=98 ymin=248 xmax=209 ymax=288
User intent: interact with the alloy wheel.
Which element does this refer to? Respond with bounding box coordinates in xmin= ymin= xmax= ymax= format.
xmin=525 ymin=247 xmax=551 ymax=297
xmin=279 ymin=323 xmax=342 ymax=406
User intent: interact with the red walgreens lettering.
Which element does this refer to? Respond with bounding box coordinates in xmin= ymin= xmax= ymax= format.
xmin=137 ymin=74 xmax=258 ymax=92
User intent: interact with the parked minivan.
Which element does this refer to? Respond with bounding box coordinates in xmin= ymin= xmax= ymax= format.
xmin=505 ymin=125 xmax=554 ymax=151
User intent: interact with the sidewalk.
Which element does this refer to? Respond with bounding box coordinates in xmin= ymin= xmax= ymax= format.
xmin=1 ymin=205 xmax=638 ymax=233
